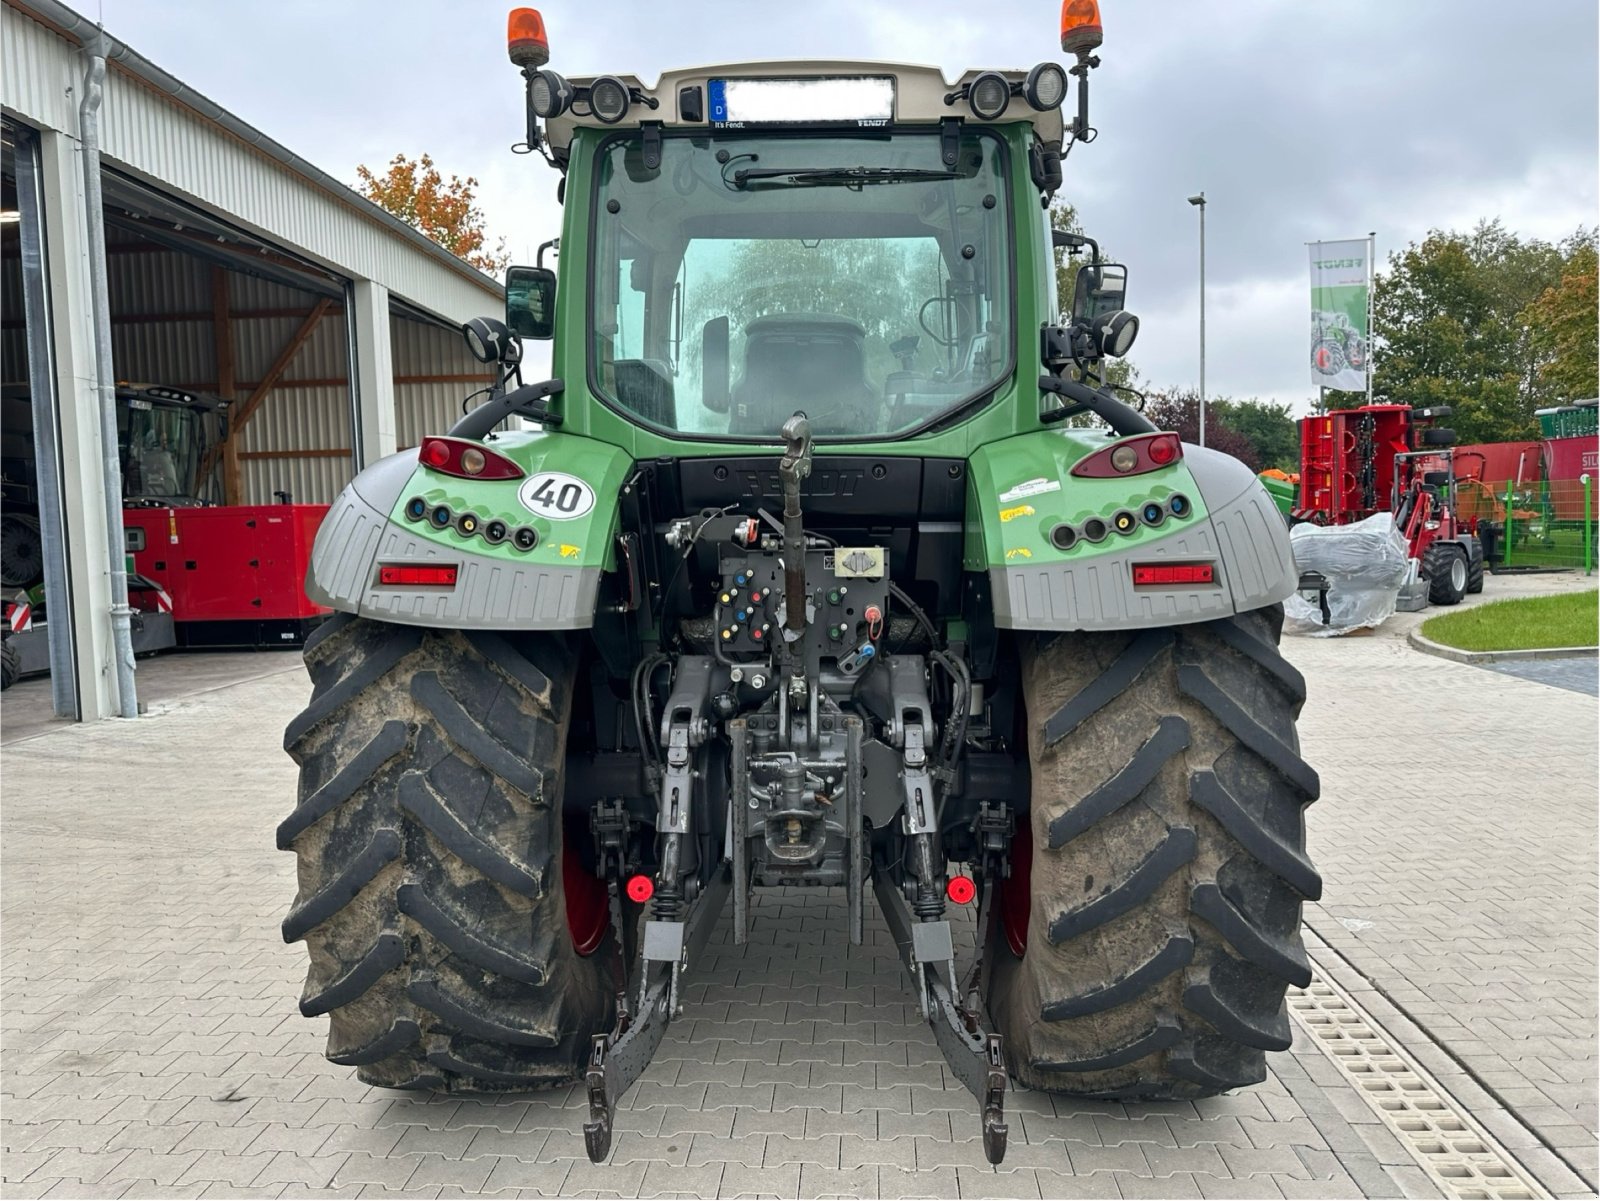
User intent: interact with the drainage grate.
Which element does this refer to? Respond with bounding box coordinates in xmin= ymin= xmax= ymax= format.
xmin=1288 ymin=977 xmax=1549 ymax=1201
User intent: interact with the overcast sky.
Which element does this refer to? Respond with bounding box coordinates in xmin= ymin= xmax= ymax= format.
xmin=100 ymin=0 xmax=1597 ymax=413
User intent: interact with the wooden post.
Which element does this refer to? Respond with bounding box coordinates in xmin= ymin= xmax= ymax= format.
xmin=211 ymin=266 xmax=239 ymax=504
xmin=198 ymin=297 xmax=333 ymax=490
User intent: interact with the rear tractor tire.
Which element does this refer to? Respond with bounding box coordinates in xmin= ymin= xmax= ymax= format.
xmin=1422 ymin=543 xmax=1468 ymax=606
xmin=1466 ymin=541 xmax=1485 ymax=595
xmin=989 ymin=606 xmax=1322 ymax=1098
xmin=279 ymin=614 xmax=615 ymax=1091
xmin=1 ymin=637 xmax=17 ymax=691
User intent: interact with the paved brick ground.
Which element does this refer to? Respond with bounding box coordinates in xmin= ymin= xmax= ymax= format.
xmin=1 ymin=575 xmax=1592 ymax=1199
xmin=1288 ymin=574 xmax=1599 ymax=1194
xmin=1481 ymin=655 xmax=1598 ymax=697
xmin=2 ymin=666 xmax=1431 ymax=1200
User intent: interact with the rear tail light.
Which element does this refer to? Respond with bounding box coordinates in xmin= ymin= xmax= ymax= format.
xmin=379 ymin=564 xmax=459 ymax=587
xmin=1132 ymin=563 xmax=1215 ymax=586
xmin=1071 ymin=433 xmax=1183 ymax=478
xmin=418 ymin=436 xmax=524 ymax=480
xmin=626 ymin=874 xmax=655 ymax=903
xmin=946 ymin=875 xmax=977 ymax=905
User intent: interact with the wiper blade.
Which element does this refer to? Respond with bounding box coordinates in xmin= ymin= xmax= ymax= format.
xmin=731 ymin=165 xmax=963 ymax=190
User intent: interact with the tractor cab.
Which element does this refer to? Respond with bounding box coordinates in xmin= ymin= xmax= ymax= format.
xmin=115 ymin=384 xmax=226 ymax=507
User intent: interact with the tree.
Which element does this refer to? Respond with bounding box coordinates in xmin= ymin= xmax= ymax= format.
xmin=1521 ymin=237 xmax=1598 ymax=402
xmin=1048 ymin=199 xmax=1138 ymax=390
xmin=1143 ymin=389 xmax=1261 ymax=471
xmin=355 ymin=153 xmax=509 ymax=275
xmin=1209 ymin=398 xmax=1299 ymax=471
xmin=1368 ymin=220 xmax=1586 ymax=442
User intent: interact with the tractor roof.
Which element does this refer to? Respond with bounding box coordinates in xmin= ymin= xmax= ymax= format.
xmin=543 ymin=61 xmax=1066 ymax=156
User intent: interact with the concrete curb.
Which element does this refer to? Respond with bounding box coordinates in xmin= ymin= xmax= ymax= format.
xmin=1406 ymin=629 xmax=1599 ymax=664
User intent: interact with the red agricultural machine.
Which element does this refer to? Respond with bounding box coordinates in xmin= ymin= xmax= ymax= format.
xmin=1294 ymin=402 xmax=1482 ymax=606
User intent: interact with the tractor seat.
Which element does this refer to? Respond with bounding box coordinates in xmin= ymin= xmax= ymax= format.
xmin=729 ymin=314 xmax=878 ymax=437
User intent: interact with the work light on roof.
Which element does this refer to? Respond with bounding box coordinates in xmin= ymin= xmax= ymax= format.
xmin=530 ymin=69 xmax=574 ymax=119
xmin=588 ymin=76 xmax=632 ymax=124
xmin=967 ymin=71 xmax=1011 ymax=121
xmin=1024 ymin=62 xmax=1068 ymax=111
xmin=506 ymin=7 xmax=549 ymax=67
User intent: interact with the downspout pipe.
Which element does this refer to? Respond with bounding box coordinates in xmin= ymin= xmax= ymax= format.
xmin=79 ymin=30 xmax=139 ymax=719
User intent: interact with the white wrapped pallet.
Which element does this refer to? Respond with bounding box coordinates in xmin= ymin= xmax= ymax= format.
xmin=1284 ymin=513 xmax=1412 ymax=636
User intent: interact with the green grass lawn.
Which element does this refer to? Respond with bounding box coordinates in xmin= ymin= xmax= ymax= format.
xmin=1421 ymin=589 xmax=1599 ymax=652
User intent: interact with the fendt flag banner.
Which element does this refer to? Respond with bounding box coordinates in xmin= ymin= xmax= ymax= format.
xmin=1308 ymin=239 xmax=1370 ymax=393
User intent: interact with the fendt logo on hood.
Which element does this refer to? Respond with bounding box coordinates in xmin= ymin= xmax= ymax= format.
xmin=737 ymin=469 xmax=863 ymax=498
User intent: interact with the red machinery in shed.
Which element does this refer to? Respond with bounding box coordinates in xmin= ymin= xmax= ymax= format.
xmin=119 ymin=384 xmax=330 ymax=647
xmin=1295 ymin=401 xmax=1483 ymax=606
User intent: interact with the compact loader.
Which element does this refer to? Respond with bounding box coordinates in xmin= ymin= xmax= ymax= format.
xmin=280 ymin=1 xmax=1320 ymax=1165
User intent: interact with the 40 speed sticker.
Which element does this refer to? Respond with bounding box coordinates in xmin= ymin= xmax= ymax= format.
xmin=517 ymin=471 xmax=595 ymax=520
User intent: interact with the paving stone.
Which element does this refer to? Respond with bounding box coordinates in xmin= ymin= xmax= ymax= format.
xmin=1030 ymin=1169 xmax=1121 ymax=1198
xmin=796 ymin=1163 xmax=878 ymax=1198
xmin=875 ymin=1165 xmax=959 ymax=1199
xmin=716 ymin=1161 xmax=801 ymax=1199
xmin=1113 ymin=1170 xmax=1206 ymax=1199
xmin=952 ymin=1166 xmax=1042 ymax=1198
xmin=637 ymin=1160 xmax=725 ymax=1198
xmin=762 ymin=1133 xmax=839 ymax=1168
xmin=173 ymin=1151 xmax=280 ymax=1189
xmin=23 ymin=1148 xmax=134 ymax=1185
xmin=478 ymin=1155 xmax=571 ymax=1193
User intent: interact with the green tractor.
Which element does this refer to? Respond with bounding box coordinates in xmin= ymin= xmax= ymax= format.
xmin=280 ymin=2 xmax=1319 ymax=1165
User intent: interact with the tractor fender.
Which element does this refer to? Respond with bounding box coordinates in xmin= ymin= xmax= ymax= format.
xmin=305 ymin=433 xmax=630 ymax=630
xmin=977 ymin=435 xmax=1297 ymax=632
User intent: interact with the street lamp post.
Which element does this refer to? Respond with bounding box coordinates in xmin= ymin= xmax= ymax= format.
xmin=1187 ymin=192 xmax=1207 ymax=447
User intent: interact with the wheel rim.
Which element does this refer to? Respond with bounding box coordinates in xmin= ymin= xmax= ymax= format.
xmin=562 ymin=815 xmax=609 ymax=957
xmin=999 ymin=819 xmax=1032 ymax=958
xmin=1450 ymin=554 xmax=1468 ymax=592
xmin=0 ymin=518 xmax=43 ymax=588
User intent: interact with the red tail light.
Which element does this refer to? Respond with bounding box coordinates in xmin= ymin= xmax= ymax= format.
xmin=1132 ymin=563 xmax=1215 ymax=586
xmin=379 ymin=564 xmax=459 ymax=587
xmin=626 ymin=874 xmax=655 ymax=903
xmin=946 ymin=875 xmax=977 ymax=905
xmin=418 ymin=436 xmax=524 ymax=480
xmin=1071 ymin=433 xmax=1183 ymax=478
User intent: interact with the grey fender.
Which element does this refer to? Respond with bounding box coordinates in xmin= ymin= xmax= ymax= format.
xmin=992 ymin=444 xmax=1297 ymax=632
xmin=306 ymin=452 xmax=601 ymax=630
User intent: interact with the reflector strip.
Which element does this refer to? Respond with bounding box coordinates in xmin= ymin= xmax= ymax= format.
xmin=379 ymin=564 xmax=459 ymax=587
xmin=1132 ymin=563 xmax=1215 ymax=586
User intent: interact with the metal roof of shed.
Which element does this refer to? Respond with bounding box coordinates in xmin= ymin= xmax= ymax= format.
xmin=1 ymin=0 xmax=504 ymax=326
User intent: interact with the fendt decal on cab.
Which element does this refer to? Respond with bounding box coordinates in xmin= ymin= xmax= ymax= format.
xmin=282 ymin=0 xmax=1312 ymax=1171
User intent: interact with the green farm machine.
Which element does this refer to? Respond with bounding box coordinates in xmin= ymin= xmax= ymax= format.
xmin=279 ymin=1 xmax=1320 ymax=1164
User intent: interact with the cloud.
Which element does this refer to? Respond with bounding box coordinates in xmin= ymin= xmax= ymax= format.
xmin=103 ymin=0 xmax=1597 ymax=405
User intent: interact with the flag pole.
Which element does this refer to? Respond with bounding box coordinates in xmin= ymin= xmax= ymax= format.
xmin=1366 ymin=231 xmax=1376 ymax=405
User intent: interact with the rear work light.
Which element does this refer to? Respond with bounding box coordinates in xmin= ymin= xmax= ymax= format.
xmin=418 ymin=436 xmax=524 ymax=480
xmin=1132 ymin=563 xmax=1215 ymax=587
xmin=1071 ymin=432 xmax=1183 ymax=478
xmin=379 ymin=564 xmax=459 ymax=587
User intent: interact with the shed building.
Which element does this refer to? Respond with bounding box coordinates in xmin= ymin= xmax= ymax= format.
xmin=2 ymin=0 xmax=505 ymax=720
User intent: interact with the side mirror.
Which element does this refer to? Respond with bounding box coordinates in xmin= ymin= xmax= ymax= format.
xmin=702 ymin=316 xmax=730 ymax=414
xmin=461 ymin=316 xmax=522 ymax=365
xmin=505 ymin=264 xmax=556 ymax=340
xmin=1072 ymin=261 xmax=1127 ymax=325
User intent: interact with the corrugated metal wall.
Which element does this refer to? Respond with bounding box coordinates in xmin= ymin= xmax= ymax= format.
xmin=393 ymin=318 xmax=498 ymax=450
xmin=98 ymin=238 xmax=491 ymax=504
xmin=2 ymin=3 xmax=502 ymax=327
